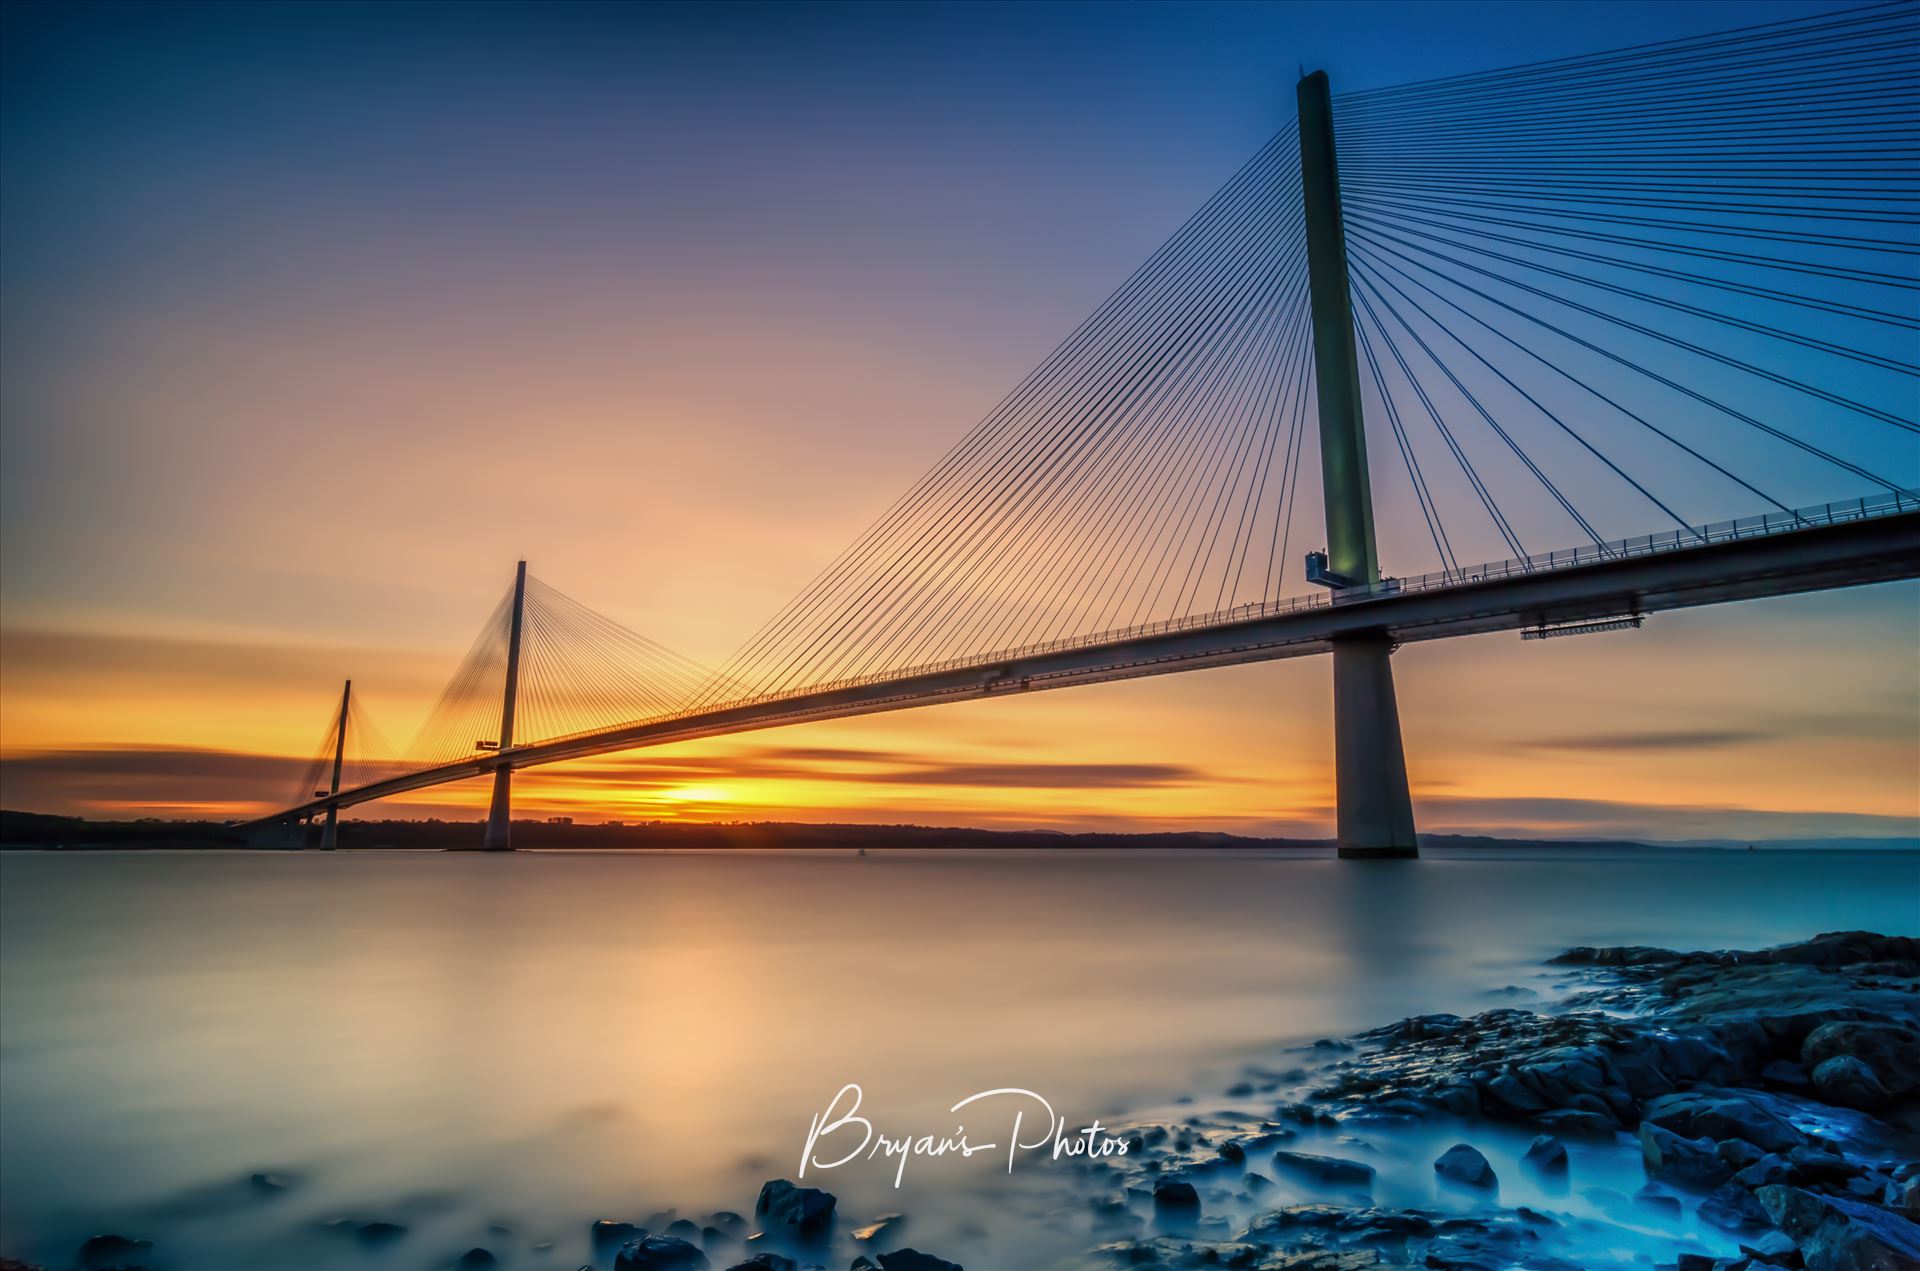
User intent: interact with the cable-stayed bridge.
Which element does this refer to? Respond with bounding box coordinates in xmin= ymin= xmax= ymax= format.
xmin=256 ymin=4 xmax=1920 ymax=857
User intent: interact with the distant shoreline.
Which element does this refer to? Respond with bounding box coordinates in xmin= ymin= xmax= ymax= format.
xmin=3 ymin=810 xmax=1913 ymax=853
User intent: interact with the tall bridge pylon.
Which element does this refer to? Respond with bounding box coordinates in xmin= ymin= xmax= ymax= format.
xmin=320 ymin=679 xmax=350 ymax=851
xmin=479 ymin=560 xmax=527 ymax=851
xmin=1298 ymin=70 xmax=1419 ymax=859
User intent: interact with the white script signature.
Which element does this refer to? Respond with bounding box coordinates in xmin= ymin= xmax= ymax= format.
xmin=799 ymin=1082 xmax=1130 ymax=1188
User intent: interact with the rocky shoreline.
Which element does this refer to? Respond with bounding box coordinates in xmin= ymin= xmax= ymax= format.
xmin=8 ymin=931 xmax=1916 ymax=1271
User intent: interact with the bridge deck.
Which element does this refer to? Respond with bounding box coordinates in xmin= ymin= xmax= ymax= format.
xmin=260 ymin=494 xmax=1920 ymax=823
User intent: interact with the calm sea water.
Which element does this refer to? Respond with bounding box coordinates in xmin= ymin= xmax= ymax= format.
xmin=2 ymin=846 xmax=1916 ymax=1270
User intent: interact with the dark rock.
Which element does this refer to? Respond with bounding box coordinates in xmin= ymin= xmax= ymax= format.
xmin=615 ymin=1235 xmax=710 ymax=1271
xmin=593 ymin=1220 xmax=645 ymax=1248
xmin=1151 ymin=1179 xmax=1199 ymax=1212
xmin=1244 ymin=1205 xmax=1437 ymax=1240
xmin=875 ymin=1252 xmax=962 ymax=1271
xmin=350 ymin=1221 xmax=407 ymax=1245
xmin=1810 ymin=1055 xmax=1892 ymax=1111
xmin=1640 ymin=1124 xmax=1734 ymax=1189
xmin=1699 ymin=1181 xmax=1771 ymax=1231
xmin=1521 ymin=1134 xmax=1569 ymax=1175
xmin=453 ymin=1250 xmax=497 ymax=1271
xmin=1273 ymin=1102 xmax=1336 ymax=1127
xmin=1738 ymin=1231 xmax=1799 ymax=1262
xmin=723 ymin=1256 xmax=795 ymax=1271
xmin=1802 ymin=1020 xmax=1920 ymax=1098
xmin=1269 ymin=1151 xmax=1376 ymax=1186
xmin=1846 ymin=1175 xmax=1891 ymax=1201
xmin=1763 ymin=1060 xmax=1815 ymax=1092
xmin=754 ymin=1180 xmax=836 ymax=1236
xmin=1758 ymin=1184 xmax=1920 ymax=1271
xmin=666 ymin=1219 xmax=702 ymax=1240
xmin=1532 ymin=1108 xmax=1615 ymax=1136
xmin=1789 ymin=1144 xmax=1866 ymax=1183
xmin=248 ymin=1171 xmax=292 ymax=1193
xmin=1643 ymin=1089 xmax=1806 ymax=1154
xmin=1739 ymin=1153 xmax=1796 ymax=1189
xmin=708 ymin=1211 xmax=746 ymax=1236
xmin=77 ymin=1236 xmax=153 ymax=1270
xmin=1551 ymin=945 xmax=1689 ymax=966
xmin=1434 ymin=1143 xmax=1497 ymax=1189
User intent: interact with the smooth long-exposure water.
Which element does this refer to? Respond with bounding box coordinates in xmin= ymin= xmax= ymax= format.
xmin=2 ymin=845 xmax=1916 ymax=1269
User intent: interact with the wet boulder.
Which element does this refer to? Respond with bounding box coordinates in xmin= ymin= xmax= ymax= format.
xmin=1738 ymin=1153 xmax=1795 ymax=1189
xmin=876 ymin=1251 xmax=962 ymax=1271
xmin=1811 ymin=1055 xmax=1892 ymax=1111
xmin=1640 ymin=1124 xmax=1733 ymax=1190
xmin=1532 ymin=1108 xmax=1615 ymax=1136
xmin=1803 ymin=1020 xmax=1920 ymax=1098
xmin=592 ymin=1219 xmax=645 ymax=1249
xmin=1151 ymin=1178 xmax=1199 ymax=1213
xmin=76 ymin=1236 xmax=153 ymax=1271
xmin=452 ymin=1250 xmax=497 ymax=1271
xmin=1521 ymin=1134 xmax=1569 ymax=1176
xmin=1434 ymin=1143 xmax=1497 ymax=1189
xmin=614 ymin=1234 xmax=709 ymax=1271
xmin=753 ymin=1180 xmax=836 ymax=1237
xmin=1269 ymin=1150 xmax=1376 ymax=1187
xmin=1642 ymin=1089 xmax=1806 ymax=1154
xmin=1758 ymin=1184 xmax=1920 ymax=1271
xmin=1698 ymin=1182 xmax=1770 ymax=1232
xmin=721 ymin=1255 xmax=793 ymax=1271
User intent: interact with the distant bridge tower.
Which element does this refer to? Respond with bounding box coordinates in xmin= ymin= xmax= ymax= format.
xmin=481 ymin=560 xmax=528 ymax=851
xmin=319 ymin=678 xmax=350 ymax=850
xmin=1297 ymin=71 xmax=1419 ymax=860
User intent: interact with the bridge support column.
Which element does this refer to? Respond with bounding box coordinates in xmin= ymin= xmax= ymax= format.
xmin=1332 ymin=635 xmax=1418 ymax=858
xmin=481 ymin=561 xmax=527 ymax=852
xmin=1298 ymin=69 xmax=1418 ymax=859
xmin=320 ymin=679 xmax=350 ymax=851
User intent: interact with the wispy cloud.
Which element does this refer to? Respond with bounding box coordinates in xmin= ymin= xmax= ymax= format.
xmin=1524 ymin=729 xmax=1774 ymax=753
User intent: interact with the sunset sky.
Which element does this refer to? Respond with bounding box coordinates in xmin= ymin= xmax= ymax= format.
xmin=2 ymin=0 xmax=1915 ymax=840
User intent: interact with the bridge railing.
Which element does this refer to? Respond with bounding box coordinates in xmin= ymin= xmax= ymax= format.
xmin=1375 ymin=488 xmax=1919 ymax=599
xmin=476 ymin=487 xmax=1919 ymax=759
